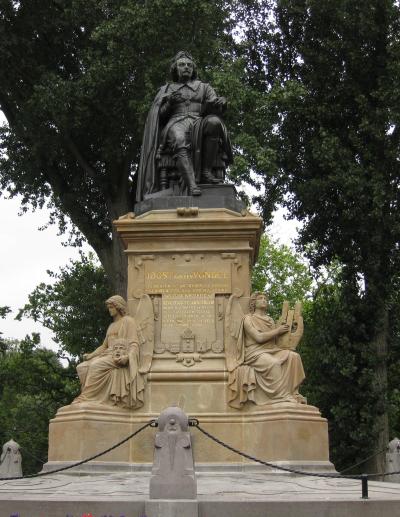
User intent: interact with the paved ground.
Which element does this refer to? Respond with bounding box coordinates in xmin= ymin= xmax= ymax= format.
xmin=1 ymin=471 xmax=400 ymax=516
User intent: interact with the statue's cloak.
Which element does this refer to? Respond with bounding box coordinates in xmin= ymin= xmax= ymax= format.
xmin=136 ymin=85 xmax=169 ymax=202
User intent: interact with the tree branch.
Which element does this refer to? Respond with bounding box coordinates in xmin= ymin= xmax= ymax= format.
xmin=43 ymin=160 xmax=111 ymax=254
xmin=63 ymin=134 xmax=98 ymax=180
xmin=122 ymin=139 xmax=138 ymax=180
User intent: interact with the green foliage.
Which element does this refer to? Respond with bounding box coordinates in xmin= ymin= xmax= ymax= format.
xmin=0 ymin=306 xmax=11 ymax=319
xmin=238 ymin=0 xmax=400 ymax=471
xmin=268 ymin=1 xmax=400 ymax=286
xmin=251 ymin=234 xmax=312 ymax=319
xmin=0 ymin=0 xmax=273 ymax=290
xmin=0 ymin=335 xmax=78 ymax=474
xmin=208 ymin=58 xmax=283 ymax=220
xmin=0 ymin=305 xmax=11 ymax=349
xmin=17 ymin=254 xmax=110 ymax=359
xmin=240 ymin=0 xmax=400 ymax=309
xmin=300 ymin=276 xmax=381 ymax=472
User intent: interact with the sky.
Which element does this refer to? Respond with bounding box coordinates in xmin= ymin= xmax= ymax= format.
xmin=0 ymin=195 xmax=91 ymax=346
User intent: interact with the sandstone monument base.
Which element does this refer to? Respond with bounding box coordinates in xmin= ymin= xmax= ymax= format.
xmin=46 ymin=205 xmax=334 ymax=472
xmin=47 ymin=400 xmax=331 ymax=469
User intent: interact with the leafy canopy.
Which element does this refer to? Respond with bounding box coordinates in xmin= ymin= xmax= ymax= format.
xmin=0 ymin=0 xmax=277 ymax=293
xmin=0 ymin=335 xmax=78 ymax=474
xmin=17 ymin=253 xmax=110 ymax=359
xmin=252 ymin=234 xmax=312 ymax=319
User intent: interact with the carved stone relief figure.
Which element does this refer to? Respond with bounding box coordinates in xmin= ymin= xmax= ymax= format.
xmin=73 ymin=294 xmax=154 ymax=409
xmin=150 ymin=406 xmax=196 ymax=499
xmin=0 ymin=439 xmax=22 ymax=478
xmin=386 ymin=437 xmax=400 ymax=483
xmin=224 ymin=292 xmax=306 ymax=409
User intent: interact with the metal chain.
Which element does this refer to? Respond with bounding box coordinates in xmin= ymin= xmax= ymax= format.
xmin=368 ymin=470 xmax=400 ymax=478
xmin=191 ymin=420 xmax=400 ymax=480
xmin=340 ymin=446 xmax=388 ymax=474
xmin=191 ymin=420 xmax=360 ymax=480
xmin=0 ymin=420 xmax=156 ymax=481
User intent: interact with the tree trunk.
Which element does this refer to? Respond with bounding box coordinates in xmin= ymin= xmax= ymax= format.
xmin=86 ymin=193 xmax=130 ymax=298
xmin=102 ymin=225 xmax=128 ymax=297
xmin=364 ymin=279 xmax=390 ymax=477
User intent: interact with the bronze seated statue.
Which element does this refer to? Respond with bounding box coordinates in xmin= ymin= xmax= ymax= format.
xmin=136 ymin=51 xmax=232 ymax=200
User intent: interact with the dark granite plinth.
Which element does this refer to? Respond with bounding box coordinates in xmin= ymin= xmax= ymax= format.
xmin=134 ymin=184 xmax=245 ymax=216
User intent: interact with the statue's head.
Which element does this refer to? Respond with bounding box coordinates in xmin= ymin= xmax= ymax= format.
xmin=158 ymin=406 xmax=188 ymax=433
xmin=105 ymin=295 xmax=127 ymax=316
xmin=170 ymin=51 xmax=198 ymax=82
xmin=249 ymin=292 xmax=268 ymax=313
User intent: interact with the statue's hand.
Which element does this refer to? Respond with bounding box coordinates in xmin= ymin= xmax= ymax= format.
xmin=114 ymin=355 xmax=129 ymax=367
xmin=214 ymin=96 xmax=227 ymax=107
xmin=168 ymin=91 xmax=184 ymax=105
xmin=277 ymin=324 xmax=290 ymax=336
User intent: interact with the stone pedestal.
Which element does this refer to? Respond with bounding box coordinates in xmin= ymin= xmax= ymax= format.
xmin=47 ymin=401 xmax=331 ymax=469
xmin=46 ymin=205 xmax=334 ymax=472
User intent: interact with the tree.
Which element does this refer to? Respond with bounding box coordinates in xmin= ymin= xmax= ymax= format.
xmin=0 ymin=0 xmax=271 ymax=294
xmin=17 ymin=253 xmax=110 ymax=359
xmin=1 ymin=255 xmax=113 ymax=474
xmin=0 ymin=335 xmax=78 ymax=474
xmin=299 ymin=272 xmax=381 ymax=472
xmin=238 ymin=0 xmax=400 ymax=473
xmin=0 ymin=305 xmax=11 ymax=352
xmin=386 ymin=285 xmax=400 ymax=446
xmin=252 ymin=234 xmax=312 ymax=319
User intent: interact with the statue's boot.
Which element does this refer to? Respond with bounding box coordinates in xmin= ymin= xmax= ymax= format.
xmin=202 ymin=169 xmax=220 ymax=184
xmin=176 ymin=152 xmax=201 ymax=196
xmin=202 ymin=137 xmax=222 ymax=183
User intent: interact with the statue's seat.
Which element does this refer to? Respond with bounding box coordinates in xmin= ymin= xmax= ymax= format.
xmin=156 ymin=150 xmax=181 ymax=192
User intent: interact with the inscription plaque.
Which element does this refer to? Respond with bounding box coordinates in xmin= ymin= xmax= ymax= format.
xmin=140 ymin=255 xmax=232 ymax=353
xmin=161 ymin=294 xmax=216 ymax=347
xmin=145 ymin=262 xmax=231 ymax=295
